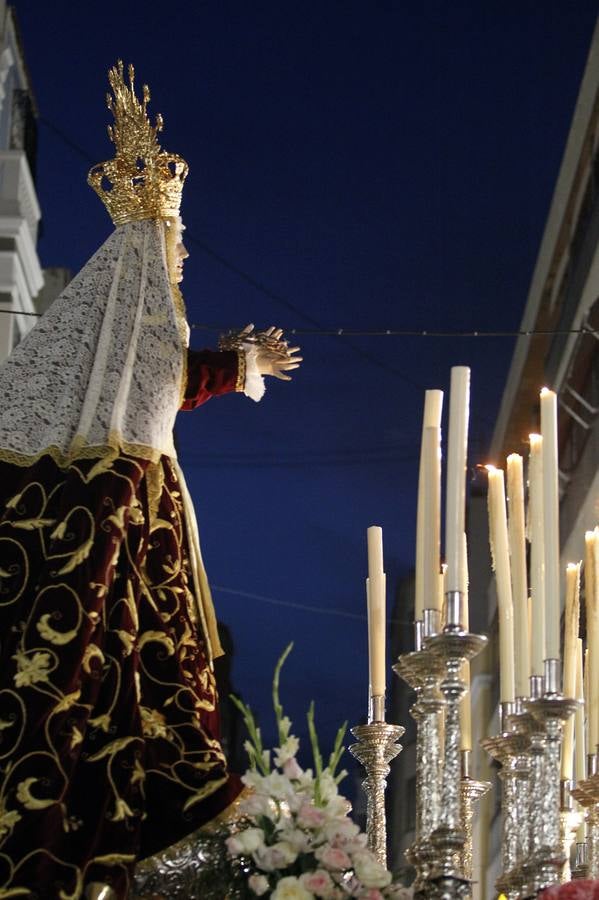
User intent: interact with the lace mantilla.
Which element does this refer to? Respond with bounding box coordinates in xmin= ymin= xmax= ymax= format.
xmin=0 ymin=220 xmax=187 ymax=465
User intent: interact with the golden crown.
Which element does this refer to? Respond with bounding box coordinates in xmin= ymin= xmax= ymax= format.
xmin=88 ymin=61 xmax=188 ymax=225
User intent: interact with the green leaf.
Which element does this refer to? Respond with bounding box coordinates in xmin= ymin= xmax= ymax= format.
xmin=272 ymin=642 xmax=293 ymax=745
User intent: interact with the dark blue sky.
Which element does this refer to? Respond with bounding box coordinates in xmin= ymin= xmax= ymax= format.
xmin=13 ymin=1 xmax=599 ymax=760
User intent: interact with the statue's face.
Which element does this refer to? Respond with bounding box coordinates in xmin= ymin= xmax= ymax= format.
xmin=165 ymin=217 xmax=189 ymax=284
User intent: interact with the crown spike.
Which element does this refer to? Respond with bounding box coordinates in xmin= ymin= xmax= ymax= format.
xmin=88 ymin=61 xmax=188 ymax=225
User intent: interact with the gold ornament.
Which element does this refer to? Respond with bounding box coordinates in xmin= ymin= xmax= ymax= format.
xmin=219 ymin=327 xmax=291 ymax=358
xmin=88 ymin=61 xmax=188 ymax=225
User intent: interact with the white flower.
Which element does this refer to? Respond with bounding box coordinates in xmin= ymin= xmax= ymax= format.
xmin=279 ymin=716 xmax=292 ymax=739
xmin=278 ymin=826 xmax=312 ymax=853
xmin=274 ymin=734 xmax=300 ymax=766
xmin=253 ymin=840 xmax=298 ymax=871
xmin=322 ymin=816 xmax=359 ymax=842
xmin=317 ymin=771 xmax=339 ymax=802
xmin=261 ymin=771 xmax=297 ymax=802
xmin=248 ymin=873 xmax=270 ymax=896
xmin=240 ymin=792 xmax=277 ymax=819
xmin=242 ymin=769 xmax=266 ymax=791
xmin=225 ymin=826 xmax=264 ymax=856
xmin=352 ymin=851 xmax=392 ymax=889
xmin=271 ymin=875 xmax=315 ymax=900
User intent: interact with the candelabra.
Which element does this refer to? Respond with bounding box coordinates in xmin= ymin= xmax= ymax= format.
xmin=521 ymin=660 xmax=580 ymax=894
xmin=394 ymin=609 xmax=445 ymax=891
xmin=349 ymin=695 xmax=404 ymax=868
xmin=571 ymin=753 xmax=599 ymax=879
xmin=423 ymin=591 xmax=487 ymax=899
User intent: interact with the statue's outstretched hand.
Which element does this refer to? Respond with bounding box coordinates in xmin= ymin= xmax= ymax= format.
xmin=253 ymin=326 xmax=302 ymax=381
xmin=219 ymin=324 xmax=303 ymax=381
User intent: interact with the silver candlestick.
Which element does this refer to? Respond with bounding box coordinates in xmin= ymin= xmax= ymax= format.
xmin=349 ymin=697 xmax=404 ymax=868
xmin=523 ymin=659 xmax=580 ymax=893
xmin=481 ymin=703 xmax=531 ymax=899
xmin=394 ymin=609 xmax=445 ymax=891
xmin=425 ymin=591 xmax=487 ymax=898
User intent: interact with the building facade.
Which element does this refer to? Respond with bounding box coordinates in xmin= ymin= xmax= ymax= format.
xmin=0 ymin=2 xmax=43 ymax=362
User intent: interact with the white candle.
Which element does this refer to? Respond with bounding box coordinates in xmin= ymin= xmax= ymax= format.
xmin=367 ymin=526 xmax=386 ymax=700
xmin=528 ymin=434 xmax=545 ymax=676
xmin=445 ymin=367 xmax=470 ymax=595
xmin=507 ymin=453 xmax=530 ymax=697
xmin=575 ymin=638 xmax=585 ymax=784
xmin=540 ymin=388 xmax=560 ymax=662
xmin=561 ymin=562 xmax=580 ymax=780
xmin=415 ymin=391 xmax=443 ymax=620
xmin=460 ymin=532 xmax=472 ymax=750
xmin=487 ymin=466 xmax=516 ymax=703
xmin=439 ymin=562 xmax=447 ymax=622
xmin=586 ymin=529 xmax=599 ymax=752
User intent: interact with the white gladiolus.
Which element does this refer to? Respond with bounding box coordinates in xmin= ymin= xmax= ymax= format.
xmin=274 ymin=734 xmax=300 ymax=766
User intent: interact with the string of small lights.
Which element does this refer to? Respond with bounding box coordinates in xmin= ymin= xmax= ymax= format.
xmin=2 ymin=306 xmax=595 ymax=339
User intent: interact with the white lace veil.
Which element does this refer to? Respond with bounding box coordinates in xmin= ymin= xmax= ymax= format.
xmin=0 ymin=219 xmax=188 ymax=467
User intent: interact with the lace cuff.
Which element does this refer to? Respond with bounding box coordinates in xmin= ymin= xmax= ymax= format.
xmin=237 ymin=344 xmax=265 ymax=402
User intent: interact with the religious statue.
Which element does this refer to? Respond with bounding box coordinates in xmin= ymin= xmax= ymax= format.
xmin=0 ymin=61 xmax=301 ymax=899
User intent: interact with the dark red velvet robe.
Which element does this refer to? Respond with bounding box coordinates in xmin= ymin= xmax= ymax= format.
xmin=0 ymin=350 xmax=242 ymax=899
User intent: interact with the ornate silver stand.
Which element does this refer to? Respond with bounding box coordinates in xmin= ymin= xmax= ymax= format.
xmin=394 ymin=609 xmax=445 ymax=891
xmin=349 ymin=702 xmax=404 ymax=868
xmin=424 ymin=591 xmax=487 ymax=899
xmin=459 ymin=750 xmax=491 ymax=881
xmin=521 ymin=660 xmax=579 ymax=894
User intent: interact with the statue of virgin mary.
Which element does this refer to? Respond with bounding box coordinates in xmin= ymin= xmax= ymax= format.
xmin=0 ymin=61 xmax=300 ymax=899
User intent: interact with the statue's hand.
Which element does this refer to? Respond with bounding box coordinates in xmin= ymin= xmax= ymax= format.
xmin=219 ymin=324 xmax=302 ymax=381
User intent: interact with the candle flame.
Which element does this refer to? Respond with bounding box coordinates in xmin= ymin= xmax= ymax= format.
xmin=540 ymin=386 xmax=552 ymax=395
xmin=529 ymin=433 xmax=542 ymax=446
xmin=485 ymin=464 xmax=497 ymax=473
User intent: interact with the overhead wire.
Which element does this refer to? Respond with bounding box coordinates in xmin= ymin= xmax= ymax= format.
xmin=1 ymin=306 xmax=596 ymax=339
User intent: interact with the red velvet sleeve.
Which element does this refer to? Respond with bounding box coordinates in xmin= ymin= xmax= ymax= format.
xmin=181 ymin=349 xmax=243 ymax=410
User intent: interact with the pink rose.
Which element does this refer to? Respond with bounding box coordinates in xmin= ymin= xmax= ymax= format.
xmin=296 ymin=802 xmax=326 ymax=829
xmin=300 ymin=869 xmax=335 ymax=897
xmin=360 ymin=891 xmax=384 ymax=900
xmin=315 ymin=845 xmax=352 ymax=870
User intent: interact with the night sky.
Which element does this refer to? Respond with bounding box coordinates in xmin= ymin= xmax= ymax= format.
xmin=12 ymin=1 xmax=599 ymax=768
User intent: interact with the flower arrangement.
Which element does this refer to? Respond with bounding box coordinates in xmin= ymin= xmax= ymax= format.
xmin=224 ymin=644 xmax=411 ymax=900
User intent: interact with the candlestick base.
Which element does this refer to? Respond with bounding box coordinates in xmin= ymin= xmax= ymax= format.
xmin=349 ymin=722 xmax=404 ymax=867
